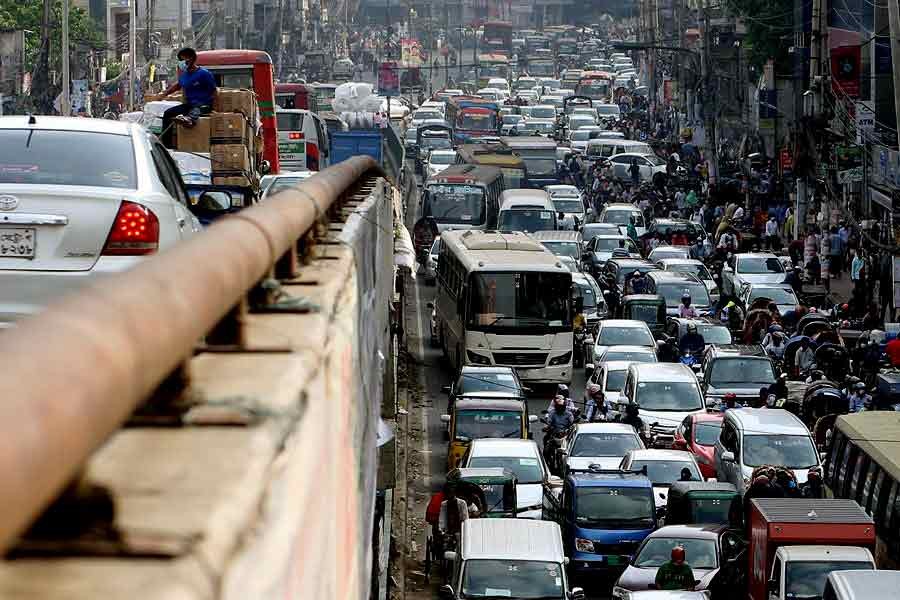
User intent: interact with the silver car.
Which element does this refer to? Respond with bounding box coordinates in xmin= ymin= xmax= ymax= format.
xmin=0 ymin=116 xmax=201 ymax=322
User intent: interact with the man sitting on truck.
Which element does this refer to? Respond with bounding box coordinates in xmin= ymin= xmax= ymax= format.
xmin=655 ymin=546 xmax=696 ymax=591
xmin=154 ymin=47 xmax=218 ymax=148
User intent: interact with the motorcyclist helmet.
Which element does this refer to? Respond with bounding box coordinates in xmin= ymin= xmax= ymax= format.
xmin=807 ymin=468 xmax=822 ymax=482
xmin=686 ymin=323 xmax=698 ymax=334
xmin=809 ymin=369 xmax=824 ymax=381
xmin=671 ymin=546 xmax=686 ymax=564
xmin=557 ymin=384 xmax=569 ymax=397
xmin=553 ymin=396 xmax=567 ymax=410
xmin=632 ymin=270 xmax=641 ymax=278
xmin=854 ymin=382 xmax=866 ymax=391
xmin=625 ymin=403 xmax=639 ymax=417
xmin=768 ymin=324 xmax=783 ymax=334
xmin=681 ymin=292 xmax=691 ymax=305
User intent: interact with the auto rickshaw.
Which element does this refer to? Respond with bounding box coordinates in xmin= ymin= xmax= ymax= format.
xmin=814 ymin=342 xmax=851 ymax=381
xmin=441 ymin=397 xmax=537 ymax=470
xmin=621 ymin=294 xmax=666 ymax=337
xmin=664 ymin=481 xmax=741 ymax=527
xmin=801 ymin=381 xmax=848 ymax=426
xmin=446 ymin=467 xmax=518 ymax=518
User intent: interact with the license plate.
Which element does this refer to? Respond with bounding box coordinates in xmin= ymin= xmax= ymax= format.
xmin=0 ymin=228 xmax=35 ymax=258
xmin=606 ymin=555 xmax=626 ymax=566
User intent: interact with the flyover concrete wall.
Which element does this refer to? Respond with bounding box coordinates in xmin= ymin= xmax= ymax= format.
xmin=0 ymin=176 xmax=395 ymax=600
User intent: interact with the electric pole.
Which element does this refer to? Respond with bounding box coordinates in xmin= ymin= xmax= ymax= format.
xmin=31 ymin=0 xmax=53 ymax=113
xmin=701 ymin=0 xmax=718 ymax=186
xmin=888 ymin=0 xmax=900 ymax=147
xmin=129 ymin=0 xmax=137 ymax=110
xmin=61 ymin=0 xmax=70 ymax=116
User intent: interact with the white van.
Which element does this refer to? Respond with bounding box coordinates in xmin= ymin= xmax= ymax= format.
xmin=443 ymin=519 xmax=583 ymax=600
xmin=714 ymin=408 xmax=819 ymax=493
xmin=498 ymin=189 xmax=558 ymax=233
xmin=586 ymin=138 xmax=653 ymax=160
xmin=275 ymin=108 xmax=330 ymax=171
xmin=824 ymin=570 xmax=900 ymax=600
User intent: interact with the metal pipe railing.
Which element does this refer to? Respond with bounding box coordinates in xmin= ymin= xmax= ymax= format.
xmin=0 ymin=155 xmax=379 ymax=551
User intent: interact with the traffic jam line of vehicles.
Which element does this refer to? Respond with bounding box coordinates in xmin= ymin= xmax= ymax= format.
xmin=393 ymin=25 xmax=900 ymax=600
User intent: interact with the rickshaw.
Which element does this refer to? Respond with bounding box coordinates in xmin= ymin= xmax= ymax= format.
xmin=446 ymin=467 xmax=518 ymax=518
xmin=795 ymin=312 xmax=829 ymax=335
xmin=801 ymin=319 xmax=834 ymax=339
xmin=664 ymin=481 xmax=741 ymax=527
xmin=742 ymin=307 xmax=774 ymax=344
xmin=621 ymin=294 xmax=666 ymax=337
xmin=783 ymin=335 xmax=816 ymax=376
xmin=813 ymin=342 xmax=851 ymax=381
xmin=441 ymin=397 xmax=536 ymax=470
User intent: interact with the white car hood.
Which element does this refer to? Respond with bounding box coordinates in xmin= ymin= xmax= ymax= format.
xmin=567 ymin=456 xmax=623 ymax=472
xmin=639 ymin=409 xmax=702 ymax=431
xmin=517 ymin=483 xmax=544 ymax=511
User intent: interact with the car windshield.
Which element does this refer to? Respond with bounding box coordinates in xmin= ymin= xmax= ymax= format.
xmin=657 ymin=283 xmax=711 ymax=307
xmin=594 ymin=238 xmax=632 ymax=252
xmin=468 ymin=455 xmax=543 ymax=484
xmin=503 ymin=115 xmax=523 ymax=124
xmin=603 ymin=349 xmax=657 ymax=363
xmin=542 ymin=241 xmax=581 ymax=259
xmin=694 ymin=422 xmax=722 ymax=445
xmin=468 ymin=271 xmax=572 ymax=332
xmin=553 ymin=199 xmax=583 ymax=213
xmin=454 ymin=410 xmax=522 ymax=441
xmin=650 ymin=248 xmax=691 ymax=260
xmin=742 ymin=434 xmax=818 ymax=469
xmin=571 ymin=432 xmax=642 ymax=457
xmin=645 ymin=155 xmax=666 ymax=166
xmin=575 ymin=486 xmax=655 ymax=528
xmin=636 ymin=381 xmax=703 ymax=411
xmin=424 ymin=184 xmax=486 ymax=225
xmin=571 ymin=130 xmax=592 ymax=141
xmin=461 ymin=560 xmax=564 ymax=599
xmin=634 ymin=538 xmax=718 ymax=569
xmin=460 ymin=113 xmax=497 ymax=130
xmin=597 ymin=326 xmax=654 ymax=347
xmin=421 ymin=137 xmax=452 ymax=150
xmin=430 ymin=153 xmax=456 ymax=165
xmin=521 ymin=157 xmax=557 ymax=177
xmin=597 ymin=105 xmax=619 ymax=115
xmin=737 ymin=256 xmax=784 ymax=275
xmin=0 ymin=129 xmax=137 ymax=188
xmin=604 ymin=210 xmax=645 ymax=227
xmin=696 ymin=325 xmax=732 ymax=345
xmin=631 ymin=460 xmax=702 ymax=486
xmin=524 ymin=121 xmax=554 ymax=132
xmin=458 ymin=371 xmax=520 ymax=395
xmin=415 ymin=111 xmax=441 ymax=121
xmin=605 ymin=370 xmax=628 ymax=391
xmin=669 ymin=263 xmax=713 ymax=281
xmin=499 ymin=208 xmax=556 ymax=232
xmin=784 ymin=561 xmax=873 ymax=599
xmin=531 ymin=107 xmax=556 ymax=118
xmin=573 ymin=279 xmax=602 ymax=311
xmin=709 ymin=357 xmax=775 ymax=385
xmin=750 ymin=287 xmax=797 ymax=305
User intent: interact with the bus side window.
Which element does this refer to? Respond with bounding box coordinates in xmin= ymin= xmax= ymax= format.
xmin=837 ymin=442 xmax=857 ymax=498
xmin=825 ymin=430 xmax=845 ymax=485
xmin=850 ymin=454 xmax=870 ymax=505
xmin=870 ymin=468 xmax=888 ymax=518
xmin=861 ymin=461 xmax=879 ymax=513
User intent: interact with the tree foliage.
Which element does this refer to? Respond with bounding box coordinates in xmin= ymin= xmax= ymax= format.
xmin=725 ymin=0 xmax=795 ymax=72
xmin=0 ymin=0 xmax=105 ymax=72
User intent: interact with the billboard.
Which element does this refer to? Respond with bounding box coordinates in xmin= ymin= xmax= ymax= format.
xmin=831 ymin=45 xmax=861 ymax=98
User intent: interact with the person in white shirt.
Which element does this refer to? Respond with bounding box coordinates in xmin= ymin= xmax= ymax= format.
xmin=732 ymin=204 xmax=745 ymax=223
xmin=764 ymin=216 xmax=778 ymax=249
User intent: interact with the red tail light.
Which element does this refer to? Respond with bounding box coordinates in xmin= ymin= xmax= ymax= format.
xmin=102 ymin=201 xmax=160 ymax=256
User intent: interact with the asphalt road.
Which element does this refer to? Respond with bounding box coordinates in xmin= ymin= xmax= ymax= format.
xmin=401 ymin=164 xmax=603 ymax=599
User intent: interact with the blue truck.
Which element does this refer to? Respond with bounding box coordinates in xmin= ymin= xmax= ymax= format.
xmin=329 ymin=123 xmax=404 ymax=185
xmin=544 ymin=467 xmax=659 ymax=578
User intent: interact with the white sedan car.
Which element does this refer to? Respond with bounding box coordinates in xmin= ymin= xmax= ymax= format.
xmin=462 ymin=439 xmax=555 ymax=519
xmin=563 ymin=422 xmax=645 ymax=473
xmin=426 ymin=149 xmax=457 ymax=178
xmin=0 ymin=116 xmax=201 ymax=323
xmin=720 ymin=252 xmax=787 ymax=298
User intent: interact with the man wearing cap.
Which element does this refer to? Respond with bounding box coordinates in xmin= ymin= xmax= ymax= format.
xmin=655 ymin=546 xmax=696 ymax=591
xmin=155 ymin=47 xmax=218 ymax=148
xmin=849 ymin=382 xmax=871 ymax=413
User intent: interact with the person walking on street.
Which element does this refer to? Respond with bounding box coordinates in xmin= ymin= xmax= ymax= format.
xmin=829 ymin=227 xmax=844 ymax=278
xmin=629 ymin=158 xmax=641 ymax=188
xmin=765 ymin=215 xmax=778 ymax=250
xmin=851 ymin=250 xmax=867 ymax=299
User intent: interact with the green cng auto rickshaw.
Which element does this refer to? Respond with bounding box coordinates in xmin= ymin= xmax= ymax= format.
xmin=621 ymin=294 xmax=667 ymax=337
xmin=446 ymin=467 xmax=518 ymax=518
xmin=664 ymin=481 xmax=741 ymax=526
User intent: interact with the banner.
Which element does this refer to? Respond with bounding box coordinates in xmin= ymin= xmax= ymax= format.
xmin=831 ymin=45 xmax=861 ymax=98
xmin=400 ymin=39 xmax=423 ymax=67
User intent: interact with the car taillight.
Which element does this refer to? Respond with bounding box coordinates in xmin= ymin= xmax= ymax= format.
xmin=102 ymin=201 xmax=160 ymax=255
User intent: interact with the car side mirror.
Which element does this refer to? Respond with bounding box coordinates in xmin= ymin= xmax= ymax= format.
xmin=529 ymin=414 xmax=538 ymax=423
xmin=259 ymin=160 xmax=272 ymax=175
xmin=439 ymin=584 xmax=454 ymax=599
xmin=427 ymin=301 xmax=435 ymax=309
xmin=523 ymin=386 xmax=533 ymax=394
xmin=547 ymin=475 xmax=563 ymax=488
xmin=723 ymin=266 xmax=733 ymax=273
xmin=585 ymin=363 xmax=595 ymax=377
xmin=442 ymin=385 xmax=451 ymax=394
xmin=767 ymin=579 xmax=777 ymax=594
xmin=656 ymin=506 xmax=666 ymax=519
xmin=570 ymin=587 xmax=586 ymax=600
xmin=722 ymin=451 xmax=736 ymax=463
xmin=441 ymin=414 xmax=451 ymax=423
xmin=443 ymin=551 xmax=457 ymax=562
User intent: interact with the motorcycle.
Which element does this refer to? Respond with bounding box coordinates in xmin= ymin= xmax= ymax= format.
xmin=679 ymin=351 xmax=702 ymax=373
xmin=573 ymin=326 xmax=594 ymax=368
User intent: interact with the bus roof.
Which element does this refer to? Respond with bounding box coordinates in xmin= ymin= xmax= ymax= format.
xmin=197 ymin=49 xmax=273 ymax=65
xmin=427 ymin=164 xmax=503 ymax=186
xmin=441 ymin=230 xmax=567 ymax=273
xmin=835 ymin=413 xmax=900 ymax=483
xmin=456 ymin=144 xmax=526 ymax=168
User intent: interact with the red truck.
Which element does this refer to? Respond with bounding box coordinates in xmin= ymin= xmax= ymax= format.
xmin=747 ymin=498 xmax=875 ymax=600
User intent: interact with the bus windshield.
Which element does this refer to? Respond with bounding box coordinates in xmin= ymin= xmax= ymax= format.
xmin=577 ymin=82 xmax=609 ymax=99
xmin=499 ymin=167 xmax=525 ymax=189
xmin=424 ymin=184 xmax=486 ymax=225
xmin=499 ymin=208 xmax=555 ymax=232
xmin=459 ymin=112 xmax=498 ymax=130
xmin=468 ymin=271 xmax=572 ymax=332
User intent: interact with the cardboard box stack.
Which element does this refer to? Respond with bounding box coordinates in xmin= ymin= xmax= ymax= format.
xmin=173 ymin=88 xmax=260 ymax=188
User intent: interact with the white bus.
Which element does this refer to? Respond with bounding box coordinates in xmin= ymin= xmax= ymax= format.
xmin=434 ymin=229 xmax=574 ymax=384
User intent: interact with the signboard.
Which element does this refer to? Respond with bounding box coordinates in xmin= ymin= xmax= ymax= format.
xmin=855 ymin=100 xmax=875 ymax=144
xmin=835 ymin=144 xmax=862 ymax=170
xmin=400 ymin=39 xmax=423 ymax=67
xmin=758 ymin=89 xmax=776 ymax=130
xmin=837 ymin=167 xmax=862 ymax=183
xmin=779 ymin=148 xmax=793 ymax=176
xmin=831 ymin=45 xmax=861 ymax=98
xmin=377 ymin=61 xmax=399 ymax=96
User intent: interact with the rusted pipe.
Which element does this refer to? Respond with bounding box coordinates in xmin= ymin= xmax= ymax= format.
xmin=0 ymin=155 xmax=379 ymax=551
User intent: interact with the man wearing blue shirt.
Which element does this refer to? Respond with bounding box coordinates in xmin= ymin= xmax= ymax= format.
xmin=156 ymin=47 xmax=218 ymax=147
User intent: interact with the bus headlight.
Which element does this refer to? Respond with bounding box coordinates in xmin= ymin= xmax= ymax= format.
xmin=466 ymin=350 xmax=491 ymax=365
xmin=549 ymin=351 xmax=572 ymax=366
